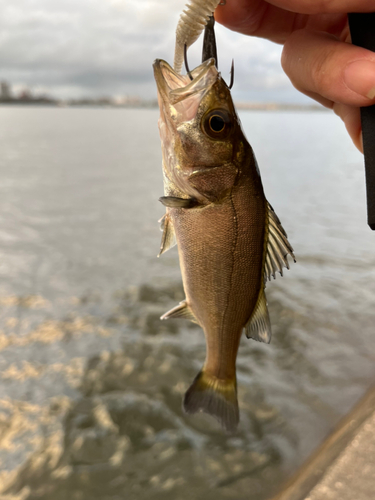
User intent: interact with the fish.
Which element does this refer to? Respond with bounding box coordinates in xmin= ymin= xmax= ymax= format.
xmin=153 ymin=56 xmax=295 ymax=433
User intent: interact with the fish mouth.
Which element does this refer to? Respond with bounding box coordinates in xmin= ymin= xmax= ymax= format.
xmin=153 ymin=58 xmax=219 ymax=106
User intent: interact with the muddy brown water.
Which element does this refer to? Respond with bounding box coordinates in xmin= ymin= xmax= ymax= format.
xmin=0 ymin=106 xmax=374 ymax=499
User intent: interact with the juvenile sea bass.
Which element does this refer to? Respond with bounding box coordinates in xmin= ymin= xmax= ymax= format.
xmin=153 ymin=58 xmax=295 ymax=432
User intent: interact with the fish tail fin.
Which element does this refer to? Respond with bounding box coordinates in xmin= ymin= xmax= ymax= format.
xmin=183 ymin=370 xmax=239 ymax=433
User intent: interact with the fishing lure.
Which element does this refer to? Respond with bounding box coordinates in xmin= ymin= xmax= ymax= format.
xmin=174 ymin=0 xmax=223 ymax=73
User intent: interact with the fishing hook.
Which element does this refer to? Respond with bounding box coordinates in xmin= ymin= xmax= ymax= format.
xmin=228 ymin=59 xmax=234 ymax=89
xmin=184 ymin=44 xmax=194 ymax=81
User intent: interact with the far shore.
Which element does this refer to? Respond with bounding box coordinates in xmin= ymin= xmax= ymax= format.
xmin=0 ymin=100 xmax=327 ymax=112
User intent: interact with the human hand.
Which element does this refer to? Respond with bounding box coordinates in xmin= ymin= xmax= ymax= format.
xmin=215 ymin=0 xmax=375 ymax=152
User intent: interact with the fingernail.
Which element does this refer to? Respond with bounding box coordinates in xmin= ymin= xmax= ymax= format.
xmin=344 ymin=60 xmax=375 ymax=99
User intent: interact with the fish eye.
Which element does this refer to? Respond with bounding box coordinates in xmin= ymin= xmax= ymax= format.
xmin=202 ymin=109 xmax=233 ymax=140
xmin=209 ymin=115 xmax=225 ymax=133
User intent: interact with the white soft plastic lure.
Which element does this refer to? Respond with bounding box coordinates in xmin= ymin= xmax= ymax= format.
xmin=174 ymin=0 xmax=223 ymax=73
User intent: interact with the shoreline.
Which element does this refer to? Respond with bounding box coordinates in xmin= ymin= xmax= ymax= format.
xmin=0 ymin=101 xmax=328 ymax=112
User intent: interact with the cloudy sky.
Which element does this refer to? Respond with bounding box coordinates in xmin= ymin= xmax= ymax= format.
xmin=0 ymin=0 xmax=311 ymax=103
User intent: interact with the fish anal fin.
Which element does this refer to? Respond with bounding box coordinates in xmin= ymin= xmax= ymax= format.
xmin=159 ymin=196 xmax=197 ymax=208
xmin=245 ymin=288 xmax=271 ymax=344
xmin=265 ymin=202 xmax=296 ymax=282
xmin=161 ymin=300 xmax=198 ymax=324
xmin=158 ymin=213 xmax=176 ymax=257
xmin=183 ymin=370 xmax=239 ymax=433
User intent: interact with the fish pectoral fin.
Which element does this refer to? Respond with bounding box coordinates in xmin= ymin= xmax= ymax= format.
xmin=265 ymin=202 xmax=296 ymax=282
xmin=159 ymin=196 xmax=197 ymax=208
xmin=158 ymin=213 xmax=176 ymax=257
xmin=160 ymin=300 xmax=199 ymax=324
xmin=245 ymin=288 xmax=271 ymax=344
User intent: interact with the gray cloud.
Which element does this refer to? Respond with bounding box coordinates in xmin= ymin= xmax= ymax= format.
xmin=0 ymin=0 xmax=309 ymax=103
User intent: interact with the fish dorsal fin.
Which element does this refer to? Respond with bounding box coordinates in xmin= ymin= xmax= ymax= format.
xmin=265 ymin=203 xmax=296 ymax=281
xmin=161 ymin=300 xmax=199 ymax=324
xmin=244 ymin=288 xmax=271 ymax=344
xmin=158 ymin=213 xmax=177 ymax=257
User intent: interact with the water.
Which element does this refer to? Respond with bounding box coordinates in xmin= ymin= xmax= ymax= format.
xmin=0 ymin=106 xmax=374 ymax=499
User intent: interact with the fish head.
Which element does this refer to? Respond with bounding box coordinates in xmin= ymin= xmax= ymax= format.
xmin=153 ymin=58 xmax=249 ymax=195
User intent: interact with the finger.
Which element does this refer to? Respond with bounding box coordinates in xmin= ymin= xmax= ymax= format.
xmin=267 ymin=0 xmax=375 ymax=15
xmin=333 ymin=104 xmax=363 ymax=152
xmin=215 ymin=1 xmax=346 ymax=43
xmin=215 ymin=0 xmax=295 ymax=42
xmin=282 ymin=30 xmax=375 ymax=107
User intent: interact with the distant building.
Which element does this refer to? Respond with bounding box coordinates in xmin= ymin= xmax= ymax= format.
xmin=0 ymin=81 xmax=12 ymax=100
xmin=19 ymin=88 xmax=33 ymax=101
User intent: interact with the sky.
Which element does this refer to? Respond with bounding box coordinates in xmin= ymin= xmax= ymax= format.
xmin=0 ymin=0 xmax=312 ymax=104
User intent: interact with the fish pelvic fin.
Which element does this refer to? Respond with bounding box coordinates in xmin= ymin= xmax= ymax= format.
xmin=245 ymin=287 xmax=271 ymax=344
xmin=183 ymin=370 xmax=239 ymax=433
xmin=158 ymin=213 xmax=176 ymax=257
